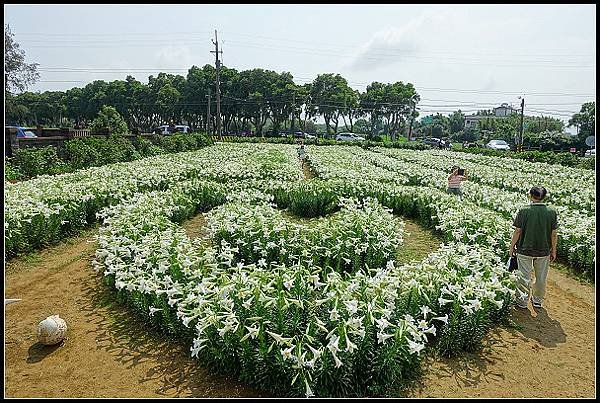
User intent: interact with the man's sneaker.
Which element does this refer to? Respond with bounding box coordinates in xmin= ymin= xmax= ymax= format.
xmin=516 ymin=300 xmax=528 ymax=309
xmin=531 ymin=298 xmax=543 ymax=309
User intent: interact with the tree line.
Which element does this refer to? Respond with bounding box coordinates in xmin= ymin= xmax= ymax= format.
xmin=6 ymin=64 xmax=420 ymax=140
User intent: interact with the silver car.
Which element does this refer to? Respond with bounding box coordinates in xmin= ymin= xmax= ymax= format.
xmin=486 ymin=139 xmax=511 ymax=151
xmin=335 ymin=132 xmax=365 ymax=142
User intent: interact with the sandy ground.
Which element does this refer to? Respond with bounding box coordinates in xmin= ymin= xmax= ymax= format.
xmin=4 ymin=225 xmax=595 ymax=398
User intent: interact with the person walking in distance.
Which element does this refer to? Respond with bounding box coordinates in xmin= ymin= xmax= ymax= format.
xmin=509 ymin=186 xmax=558 ymax=309
xmin=447 ymin=165 xmax=467 ymax=197
xmin=297 ymin=141 xmax=307 ymax=168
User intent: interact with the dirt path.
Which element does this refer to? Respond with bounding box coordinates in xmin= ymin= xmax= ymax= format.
xmin=407 ymin=268 xmax=595 ymax=398
xmin=302 ymin=160 xmax=316 ymax=179
xmin=396 ymin=219 xmax=443 ymax=265
xmin=4 ymin=227 xmax=595 ymax=398
xmin=4 ymin=230 xmax=265 ymax=398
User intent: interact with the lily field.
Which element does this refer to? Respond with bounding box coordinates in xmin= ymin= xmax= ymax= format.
xmin=4 ymin=143 xmax=595 ymax=397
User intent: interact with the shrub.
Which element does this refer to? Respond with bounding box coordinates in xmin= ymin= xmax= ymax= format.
xmin=62 ymin=137 xmax=104 ymax=169
xmin=10 ymin=146 xmax=71 ymax=178
xmin=90 ymin=105 xmax=128 ymax=135
xmin=4 ymin=160 xmax=25 ymax=181
xmin=455 ymin=147 xmax=593 ymax=169
xmin=131 ymin=136 xmax=164 ymax=157
xmin=159 ymin=132 xmax=213 ymax=152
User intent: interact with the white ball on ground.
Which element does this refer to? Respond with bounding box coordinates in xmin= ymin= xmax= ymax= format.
xmin=37 ymin=315 xmax=67 ymax=345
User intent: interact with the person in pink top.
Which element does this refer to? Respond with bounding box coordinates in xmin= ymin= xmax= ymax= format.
xmin=447 ymin=165 xmax=467 ymax=196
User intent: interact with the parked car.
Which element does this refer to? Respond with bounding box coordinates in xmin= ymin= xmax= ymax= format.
xmin=7 ymin=126 xmax=38 ymax=138
xmin=294 ymin=131 xmax=316 ymax=139
xmin=584 ymin=148 xmax=595 ymax=158
xmin=421 ymin=137 xmax=443 ymax=147
xmin=486 ymin=139 xmax=511 ymax=151
xmin=335 ymin=132 xmax=365 ymax=142
xmin=154 ymin=124 xmax=191 ymax=135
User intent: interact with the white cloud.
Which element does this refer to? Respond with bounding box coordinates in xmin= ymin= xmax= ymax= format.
xmin=343 ymin=8 xmax=456 ymax=72
xmin=154 ymin=45 xmax=194 ymax=70
xmin=482 ymin=74 xmax=496 ymax=91
xmin=345 ymin=19 xmax=424 ymax=72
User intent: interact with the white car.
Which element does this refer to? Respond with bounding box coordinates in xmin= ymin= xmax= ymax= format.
xmin=335 ymin=132 xmax=365 ymax=142
xmin=294 ymin=131 xmax=316 ymax=139
xmin=486 ymin=139 xmax=511 ymax=151
xmin=584 ymin=148 xmax=595 ymax=158
xmin=155 ymin=125 xmax=191 ymax=135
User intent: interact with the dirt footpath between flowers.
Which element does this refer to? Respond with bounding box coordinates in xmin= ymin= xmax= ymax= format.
xmin=4 ymin=229 xmax=595 ymax=398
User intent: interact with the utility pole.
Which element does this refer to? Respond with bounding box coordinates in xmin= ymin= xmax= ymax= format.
xmin=518 ymin=97 xmax=525 ymax=152
xmin=210 ymin=30 xmax=223 ymax=139
xmin=206 ymin=88 xmax=211 ymax=137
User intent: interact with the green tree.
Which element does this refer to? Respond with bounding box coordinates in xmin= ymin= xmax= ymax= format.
xmin=4 ymin=24 xmax=39 ymax=93
xmin=5 ymin=24 xmax=39 ymax=124
xmin=90 ymin=105 xmax=128 ymax=135
xmin=569 ymin=102 xmax=595 ymax=147
xmin=448 ymin=110 xmax=466 ymax=134
xmin=361 ymin=82 xmax=386 ymax=137
xmin=310 ymin=73 xmax=353 ymax=137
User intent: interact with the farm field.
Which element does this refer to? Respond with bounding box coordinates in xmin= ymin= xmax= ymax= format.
xmin=4 ymin=143 xmax=596 ymax=398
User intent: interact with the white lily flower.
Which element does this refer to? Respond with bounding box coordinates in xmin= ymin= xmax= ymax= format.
xmin=438 ymin=296 xmax=453 ymax=306
xmin=281 ymin=347 xmax=294 ymax=360
xmin=433 ymin=314 xmax=449 ymax=325
xmin=407 ymin=339 xmax=425 ymax=355
xmin=377 ymin=331 xmax=394 ymax=344
xmin=420 ymin=305 xmax=433 ymax=319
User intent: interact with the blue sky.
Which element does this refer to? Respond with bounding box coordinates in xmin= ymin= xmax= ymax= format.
xmin=4 ymin=4 xmax=596 ymax=129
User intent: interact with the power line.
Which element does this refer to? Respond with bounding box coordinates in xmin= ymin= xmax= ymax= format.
xmin=223 ymin=38 xmax=594 ymax=65
xmin=25 ymin=33 xmax=595 ymax=66
xmin=222 ymin=41 xmax=595 ymax=69
xmin=33 ymin=67 xmax=597 ymax=97
xmin=14 ymin=30 xmax=212 ymax=37
xmin=16 ymin=29 xmax=594 ymax=59
xmin=219 ymin=30 xmax=595 ymax=58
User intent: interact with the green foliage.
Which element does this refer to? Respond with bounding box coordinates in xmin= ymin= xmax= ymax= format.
xmin=450 ymin=128 xmax=479 ymax=143
xmin=272 ymin=181 xmax=340 ymax=218
xmin=5 ymin=24 xmax=39 ymax=93
xmin=8 ymin=133 xmax=213 ymax=181
xmin=448 ymin=110 xmax=466 ymax=134
xmin=130 ymin=135 xmax=164 ymax=157
xmin=455 ymin=147 xmax=593 ymax=169
xmin=4 ymin=160 xmax=25 ymax=181
xmin=10 ymin=146 xmax=71 ymax=178
xmin=90 ymin=105 xmax=128 ymax=135
xmin=63 ymin=135 xmax=138 ymax=169
xmin=576 ymin=157 xmax=595 ymax=170
xmin=522 ymin=130 xmax=578 ymax=151
xmin=569 ymin=101 xmax=595 ymax=144
xmin=159 ymin=132 xmax=213 ymax=153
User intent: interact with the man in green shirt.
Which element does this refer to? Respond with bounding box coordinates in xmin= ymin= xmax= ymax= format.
xmin=509 ymin=186 xmax=558 ymax=309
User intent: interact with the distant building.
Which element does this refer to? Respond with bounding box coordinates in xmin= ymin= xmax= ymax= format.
xmin=464 ymin=103 xmax=519 ymax=129
xmin=464 ymin=115 xmax=488 ymax=130
xmin=493 ymin=103 xmax=519 ymax=117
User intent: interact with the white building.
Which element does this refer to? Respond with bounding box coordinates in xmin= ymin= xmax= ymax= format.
xmin=493 ymin=103 xmax=519 ymax=117
xmin=464 ymin=103 xmax=519 ymax=129
xmin=464 ymin=115 xmax=488 ymax=130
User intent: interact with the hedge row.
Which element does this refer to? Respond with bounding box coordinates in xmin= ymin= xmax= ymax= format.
xmin=217 ymin=136 xmax=432 ymax=151
xmin=5 ymin=132 xmax=214 ymax=181
xmin=454 ymin=147 xmax=595 ymax=170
